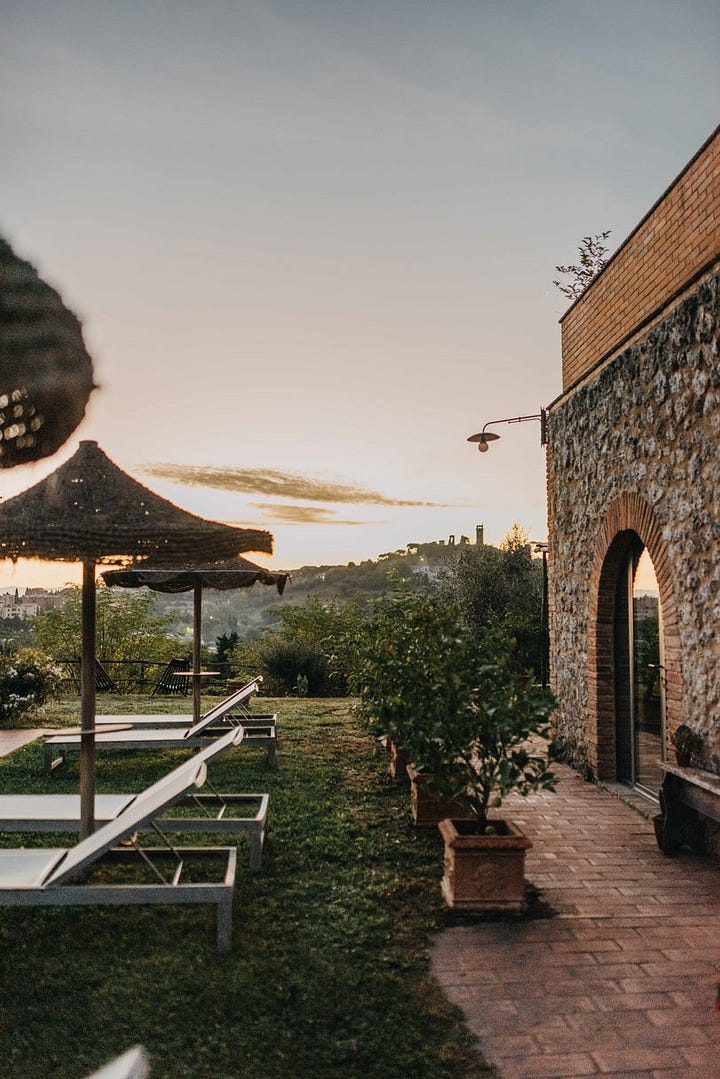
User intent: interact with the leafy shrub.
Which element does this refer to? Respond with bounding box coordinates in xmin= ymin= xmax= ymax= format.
xmin=241 ymin=638 xmax=333 ymax=697
xmin=33 ymin=586 xmax=180 ymax=692
xmin=230 ymin=599 xmax=369 ymax=696
xmin=0 ymin=647 xmax=57 ymax=725
xmin=350 ymin=588 xmax=476 ymax=762
xmin=351 ymin=588 xmax=557 ymax=831
xmin=441 ymin=525 xmax=545 ymax=675
xmin=426 ymin=632 xmax=557 ymax=832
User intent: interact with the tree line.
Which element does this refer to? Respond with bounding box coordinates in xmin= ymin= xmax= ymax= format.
xmin=0 ymin=526 xmax=545 ymax=720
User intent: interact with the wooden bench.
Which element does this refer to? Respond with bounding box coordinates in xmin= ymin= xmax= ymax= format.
xmin=654 ymin=762 xmax=720 ymax=855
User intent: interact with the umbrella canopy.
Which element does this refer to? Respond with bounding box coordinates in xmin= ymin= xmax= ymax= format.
xmin=102 ymin=557 xmax=288 ymax=594
xmin=0 ymin=237 xmax=95 ymax=468
xmin=102 ymin=558 xmax=290 ymax=723
xmin=0 ymin=440 xmax=273 ymax=836
xmin=0 ymin=440 xmax=271 ymax=565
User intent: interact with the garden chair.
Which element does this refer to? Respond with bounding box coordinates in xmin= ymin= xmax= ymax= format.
xmin=0 ymin=727 xmax=270 ymax=869
xmin=151 ymin=657 xmax=190 ymax=696
xmin=0 ymin=756 xmax=237 ymax=952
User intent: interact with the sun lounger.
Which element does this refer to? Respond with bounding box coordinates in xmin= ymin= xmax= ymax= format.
xmin=44 ymin=691 xmax=278 ymax=772
xmin=0 ymin=756 xmax=237 ymax=952
xmin=87 ymin=1046 xmax=149 ymax=1079
xmin=95 ymin=677 xmax=264 ymax=729
xmin=0 ymin=728 xmax=270 ymax=869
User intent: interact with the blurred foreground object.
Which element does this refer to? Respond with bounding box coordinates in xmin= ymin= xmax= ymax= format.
xmin=87 ymin=1046 xmax=149 ymax=1078
xmin=0 ymin=236 xmax=95 ymax=467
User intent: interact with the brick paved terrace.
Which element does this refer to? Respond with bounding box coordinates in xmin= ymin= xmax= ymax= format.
xmin=430 ymin=762 xmax=720 ymax=1079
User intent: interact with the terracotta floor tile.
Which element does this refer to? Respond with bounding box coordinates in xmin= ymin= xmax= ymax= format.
xmin=429 ymin=761 xmax=720 ymax=1079
xmin=592 ymin=1048 xmax=687 ymax=1072
xmin=500 ymin=1052 xmax=599 ymax=1078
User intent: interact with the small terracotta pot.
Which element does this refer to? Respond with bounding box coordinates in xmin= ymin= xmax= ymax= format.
xmin=439 ymin=817 xmax=532 ymax=913
xmin=381 ymin=739 xmax=410 ymax=781
xmin=407 ymin=765 xmax=473 ymax=828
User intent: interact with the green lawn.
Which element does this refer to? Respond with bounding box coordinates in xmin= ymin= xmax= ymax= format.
xmin=0 ymin=698 xmax=495 ymax=1079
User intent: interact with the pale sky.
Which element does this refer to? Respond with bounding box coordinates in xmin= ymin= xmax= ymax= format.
xmin=1 ymin=0 xmax=718 ymax=589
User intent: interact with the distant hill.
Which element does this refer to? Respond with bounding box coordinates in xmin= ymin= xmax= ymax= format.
xmin=150 ymin=540 xmax=472 ymax=643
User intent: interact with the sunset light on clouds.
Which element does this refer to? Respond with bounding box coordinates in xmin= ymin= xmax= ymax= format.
xmin=1 ymin=1 xmax=718 ymax=589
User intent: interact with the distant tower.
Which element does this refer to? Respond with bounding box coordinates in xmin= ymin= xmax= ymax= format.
xmin=476 ymin=525 xmax=484 ymax=546
xmin=448 ymin=535 xmax=455 ymax=546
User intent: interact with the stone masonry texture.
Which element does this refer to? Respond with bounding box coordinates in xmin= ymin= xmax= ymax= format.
xmin=548 ymin=269 xmax=720 ymax=774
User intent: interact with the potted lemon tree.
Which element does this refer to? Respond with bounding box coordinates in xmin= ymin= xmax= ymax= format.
xmin=351 ymin=588 xmax=557 ymax=867
xmin=351 ymin=589 xmax=476 ymax=811
xmin=428 ymin=636 xmax=557 ymax=912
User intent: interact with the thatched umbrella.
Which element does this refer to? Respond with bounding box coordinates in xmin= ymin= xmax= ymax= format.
xmin=0 ymin=440 xmax=272 ymax=836
xmin=102 ymin=557 xmax=290 ymax=723
xmin=0 ymin=237 xmax=95 ymax=467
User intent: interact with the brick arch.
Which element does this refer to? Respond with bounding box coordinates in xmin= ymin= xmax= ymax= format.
xmin=587 ymin=492 xmax=684 ymax=779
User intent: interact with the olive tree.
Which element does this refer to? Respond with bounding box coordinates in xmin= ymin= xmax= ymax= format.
xmin=33 ymin=586 xmax=180 ymax=692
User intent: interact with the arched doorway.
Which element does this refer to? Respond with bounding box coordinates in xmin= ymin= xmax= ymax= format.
xmin=588 ymin=492 xmax=682 ymax=784
xmin=614 ymin=538 xmax=665 ymax=794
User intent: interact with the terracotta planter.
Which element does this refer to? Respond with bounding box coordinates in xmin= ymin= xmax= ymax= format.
xmin=380 ymin=738 xmax=410 ymax=781
xmin=407 ymin=765 xmax=474 ymax=828
xmin=439 ymin=817 xmax=532 ymax=913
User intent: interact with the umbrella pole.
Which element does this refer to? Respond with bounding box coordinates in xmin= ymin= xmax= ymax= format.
xmin=80 ymin=559 xmax=97 ymax=838
xmin=192 ymin=581 xmax=202 ymax=725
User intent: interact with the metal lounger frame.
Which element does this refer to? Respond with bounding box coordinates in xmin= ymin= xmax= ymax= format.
xmin=0 ymin=791 xmax=270 ymax=870
xmin=0 ymin=755 xmax=240 ymax=952
xmin=44 ymin=720 xmax=278 ymax=772
xmin=0 ymin=845 xmax=237 ymax=952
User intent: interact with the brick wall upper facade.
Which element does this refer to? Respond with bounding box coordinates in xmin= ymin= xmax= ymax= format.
xmin=560 ymin=125 xmax=720 ymax=391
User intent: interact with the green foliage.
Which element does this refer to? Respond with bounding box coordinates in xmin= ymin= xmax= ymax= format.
xmin=352 ymin=587 xmax=556 ymax=833
xmin=295 ymin=673 xmax=309 ymax=697
xmin=0 ymin=616 xmax=35 ymax=649
xmin=350 ymin=589 xmax=476 ymax=764
xmin=0 ymin=699 xmax=493 ymax=1078
xmin=553 ymin=230 xmax=612 ymax=301
xmin=214 ymin=630 xmax=239 ymax=678
xmin=441 ymin=528 xmax=544 ymax=674
xmin=670 ymin=723 xmax=702 ymax=763
xmin=33 ymin=586 xmax=180 ymax=692
xmin=230 ymin=599 xmax=369 ymax=696
xmin=0 ymin=646 xmax=57 ymax=726
xmin=427 ymin=631 xmax=557 ymax=832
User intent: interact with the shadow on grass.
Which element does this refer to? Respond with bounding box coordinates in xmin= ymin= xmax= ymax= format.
xmin=0 ymin=698 xmax=497 ymax=1079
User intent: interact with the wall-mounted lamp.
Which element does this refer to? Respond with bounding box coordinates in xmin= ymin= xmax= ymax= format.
xmin=467 ymin=409 xmax=548 ymax=452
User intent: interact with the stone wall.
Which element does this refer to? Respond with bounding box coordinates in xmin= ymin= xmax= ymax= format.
xmin=548 ymin=268 xmax=720 ymax=775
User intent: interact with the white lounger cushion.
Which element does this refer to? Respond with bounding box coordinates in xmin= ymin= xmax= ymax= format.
xmin=0 ymin=794 xmax=134 ymax=823
xmin=96 ymin=714 xmax=190 ymax=729
xmin=0 ymin=849 xmax=68 ymax=888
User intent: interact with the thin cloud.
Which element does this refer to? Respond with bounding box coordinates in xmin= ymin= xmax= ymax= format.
xmin=247 ymin=503 xmax=375 ymax=526
xmin=140 ymin=463 xmax=452 ymax=508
